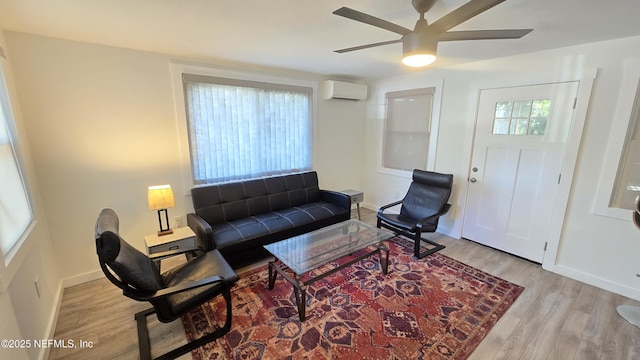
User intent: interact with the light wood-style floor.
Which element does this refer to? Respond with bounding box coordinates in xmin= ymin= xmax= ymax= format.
xmin=49 ymin=208 xmax=640 ymax=359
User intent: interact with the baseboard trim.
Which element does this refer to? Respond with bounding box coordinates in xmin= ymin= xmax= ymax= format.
xmin=553 ymin=264 xmax=640 ymax=301
xmin=62 ymin=269 xmax=104 ymax=289
xmin=433 ymin=226 xmax=455 ymax=239
xmin=364 ymin=201 xmax=639 ymax=301
xmin=38 ymin=281 xmax=64 ymax=360
xmin=39 ymin=271 xmax=104 ymax=359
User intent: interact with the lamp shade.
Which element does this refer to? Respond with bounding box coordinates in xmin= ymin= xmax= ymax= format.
xmin=147 ymin=185 xmax=175 ymax=210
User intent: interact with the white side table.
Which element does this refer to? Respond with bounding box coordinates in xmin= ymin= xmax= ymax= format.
xmin=341 ymin=189 xmax=364 ymax=220
xmin=145 ymin=226 xmax=196 ymax=254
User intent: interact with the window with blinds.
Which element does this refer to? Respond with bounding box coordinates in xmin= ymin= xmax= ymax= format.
xmin=382 ymin=88 xmax=435 ymax=171
xmin=182 ymin=74 xmax=313 ymax=184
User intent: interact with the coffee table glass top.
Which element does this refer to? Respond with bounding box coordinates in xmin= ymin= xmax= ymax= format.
xmin=264 ymin=219 xmax=394 ymax=274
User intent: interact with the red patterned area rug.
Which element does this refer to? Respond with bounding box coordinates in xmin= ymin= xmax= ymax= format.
xmin=182 ymin=237 xmax=524 ymax=359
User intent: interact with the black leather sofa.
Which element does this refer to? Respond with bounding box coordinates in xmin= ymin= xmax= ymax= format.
xmin=187 ymin=171 xmax=351 ymax=267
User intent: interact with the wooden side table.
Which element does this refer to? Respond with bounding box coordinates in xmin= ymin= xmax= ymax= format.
xmin=341 ymin=189 xmax=364 ymax=220
xmin=144 ymin=226 xmax=196 ymax=254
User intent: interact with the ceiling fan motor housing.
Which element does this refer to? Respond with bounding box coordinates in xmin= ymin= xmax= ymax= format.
xmin=412 ymin=0 xmax=437 ymax=13
xmin=403 ymin=30 xmax=438 ymax=58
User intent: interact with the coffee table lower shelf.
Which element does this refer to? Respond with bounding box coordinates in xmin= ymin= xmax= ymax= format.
xmin=267 ymin=243 xmax=389 ymax=322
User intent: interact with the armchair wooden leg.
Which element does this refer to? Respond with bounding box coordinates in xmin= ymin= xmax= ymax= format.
xmin=414 ymin=230 xmax=422 ymax=258
xmin=414 ymin=236 xmax=446 ymax=259
xmin=135 ymin=286 xmax=233 ymax=360
xmin=377 ymin=220 xmax=445 ymax=259
xmin=414 ymin=228 xmax=445 ymax=258
xmin=401 ymin=226 xmax=445 ymax=259
xmin=135 ymin=308 xmax=155 ymax=360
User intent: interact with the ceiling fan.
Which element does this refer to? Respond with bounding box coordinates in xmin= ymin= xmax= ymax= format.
xmin=333 ymin=0 xmax=533 ymax=67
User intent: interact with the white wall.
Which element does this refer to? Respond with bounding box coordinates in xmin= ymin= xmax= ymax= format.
xmin=364 ymin=35 xmax=640 ymax=300
xmin=4 ymin=32 xmax=366 ymax=284
xmin=0 ymin=29 xmax=61 ymax=360
xmin=315 ymin=96 xmax=367 ymax=191
xmin=6 ymin=27 xmax=640 ymax=359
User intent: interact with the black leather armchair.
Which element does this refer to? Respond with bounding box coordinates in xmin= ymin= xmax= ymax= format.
xmin=377 ymin=170 xmax=453 ymax=259
xmin=95 ymin=208 xmax=239 ymax=360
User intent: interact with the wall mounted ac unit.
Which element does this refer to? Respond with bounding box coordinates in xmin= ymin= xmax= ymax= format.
xmin=323 ymin=80 xmax=368 ymax=101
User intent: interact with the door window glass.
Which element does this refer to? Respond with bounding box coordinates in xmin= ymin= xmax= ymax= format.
xmin=492 ymin=99 xmax=551 ymax=135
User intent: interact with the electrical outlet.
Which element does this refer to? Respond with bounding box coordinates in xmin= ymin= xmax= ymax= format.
xmin=34 ymin=276 xmax=41 ymax=299
xmin=173 ymin=216 xmax=183 ymax=229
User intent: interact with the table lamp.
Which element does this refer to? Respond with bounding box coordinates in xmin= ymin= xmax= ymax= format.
xmin=147 ymin=184 xmax=176 ymax=236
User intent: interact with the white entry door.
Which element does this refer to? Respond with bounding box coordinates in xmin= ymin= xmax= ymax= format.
xmin=462 ymin=82 xmax=579 ymax=263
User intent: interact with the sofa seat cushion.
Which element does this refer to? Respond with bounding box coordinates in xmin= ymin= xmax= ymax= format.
xmin=212 ymin=201 xmax=347 ymax=250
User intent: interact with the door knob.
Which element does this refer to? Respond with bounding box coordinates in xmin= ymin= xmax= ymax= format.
xmin=470 ymin=178 xmax=477 ymax=183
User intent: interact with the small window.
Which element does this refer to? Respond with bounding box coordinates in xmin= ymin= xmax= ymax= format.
xmin=492 ymin=99 xmax=551 ymax=135
xmin=382 ymin=88 xmax=434 ymax=171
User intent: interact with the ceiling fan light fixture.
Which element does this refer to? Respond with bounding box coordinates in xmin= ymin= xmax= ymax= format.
xmin=333 ymin=1 xmax=533 ymax=70
xmin=402 ymin=53 xmax=436 ymax=67
xmin=402 ymin=31 xmax=437 ymax=67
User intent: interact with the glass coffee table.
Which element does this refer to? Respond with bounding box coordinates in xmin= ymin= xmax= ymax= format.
xmin=264 ymin=219 xmax=394 ymax=321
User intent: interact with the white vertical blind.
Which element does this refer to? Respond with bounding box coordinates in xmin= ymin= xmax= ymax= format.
xmin=183 ymin=75 xmax=312 ymax=184
xmin=0 ymin=63 xmax=32 ymax=257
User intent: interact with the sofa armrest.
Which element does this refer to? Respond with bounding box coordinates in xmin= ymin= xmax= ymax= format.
xmin=187 ymin=213 xmax=215 ymax=252
xmin=319 ymin=190 xmax=351 ymax=211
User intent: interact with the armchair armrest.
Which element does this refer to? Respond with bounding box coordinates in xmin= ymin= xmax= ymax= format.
xmin=320 ymin=190 xmax=351 ymax=211
xmin=417 ymin=204 xmax=452 ymax=227
xmin=127 ymin=274 xmax=230 ymax=302
xmin=378 ymin=200 xmax=404 ymax=215
xmin=187 ymin=213 xmax=215 ymax=252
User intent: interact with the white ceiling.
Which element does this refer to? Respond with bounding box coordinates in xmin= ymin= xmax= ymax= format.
xmin=1 ymin=0 xmax=639 ymax=80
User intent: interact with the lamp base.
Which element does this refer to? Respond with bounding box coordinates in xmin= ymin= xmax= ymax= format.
xmin=156 ymin=209 xmax=173 ymax=236
xmin=157 ymin=229 xmax=174 ymax=237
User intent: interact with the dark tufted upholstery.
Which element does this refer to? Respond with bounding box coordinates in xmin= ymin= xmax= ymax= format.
xmin=188 ymin=171 xmax=351 ymax=266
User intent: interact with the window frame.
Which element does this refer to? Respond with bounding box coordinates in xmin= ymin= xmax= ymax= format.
xmin=170 ymin=62 xmax=318 ymax=195
xmin=377 ymin=80 xmax=443 ymax=178
xmin=0 ymin=46 xmax=37 ymax=291
xmin=593 ymin=60 xmax=640 ymax=219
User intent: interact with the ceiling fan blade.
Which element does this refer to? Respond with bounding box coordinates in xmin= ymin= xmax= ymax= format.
xmin=439 ymin=29 xmax=533 ymax=41
xmin=429 ymin=0 xmax=507 ymax=33
xmin=334 ymin=39 xmax=403 ymax=53
xmin=333 ymin=7 xmax=412 ymax=36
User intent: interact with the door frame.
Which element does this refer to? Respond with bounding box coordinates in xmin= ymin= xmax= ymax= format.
xmin=460 ymin=68 xmax=597 ymax=271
